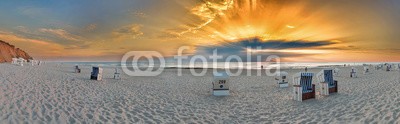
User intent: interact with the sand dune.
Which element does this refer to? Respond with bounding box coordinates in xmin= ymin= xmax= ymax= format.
xmin=0 ymin=63 xmax=399 ymax=123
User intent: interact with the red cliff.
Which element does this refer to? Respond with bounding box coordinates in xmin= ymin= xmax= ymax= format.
xmin=0 ymin=40 xmax=33 ymax=63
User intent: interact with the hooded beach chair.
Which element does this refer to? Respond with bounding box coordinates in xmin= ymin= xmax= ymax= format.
xmin=363 ymin=66 xmax=370 ymax=74
xmin=293 ymin=72 xmax=315 ymax=101
xmin=375 ymin=64 xmax=382 ymax=70
xmin=317 ymin=69 xmax=338 ymax=96
xmin=90 ymin=67 xmax=103 ymax=81
xmin=114 ymin=68 xmax=121 ymax=80
xmin=386 ymin=65 xmax=392 ymax=71
xmin=74 ymin=65 xmax=81 ymax=73
xmin=11 ymin=58 xmax=18 ymax=65
xmin=275 ymin=72 xmax=289 ymax=88
xmin=17 ymin=58 xmax=25 ymax=66
xmin=333 ymin=68 xmax=340 ymax=76
xmin=398 ymin=64 xmax=400 ymax=71
xmin=350 ymin=67 xmax=357 ymax=78
xmin=212 ymin=72 xmax=230 ymax=96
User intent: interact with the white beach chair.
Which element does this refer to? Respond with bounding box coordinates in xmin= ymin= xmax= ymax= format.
xmin=30 ymin=60 xmax=36 ymax=66
xmin=11 ymin=58 xmax=18 ymax=65
xmin=375 ymin=64 xmax=382 ymax=70
xmin=363 ymin=66 xmax=370 ymax=74
xmin=386 ymin=65 xmax=392 ymax=71
xmin=350 ymin=67 xmax=357 ymax=78
xmin=74 ymin=65 xmax=81 ymax=73
xmin=275 ymin=72 xmax=289 ymax=88
xmin=212 ymin=72 xmax=230 ymax=96
xmin=90 ymin=67 xmax=103 ymax=81
xmin=293 ymin=72 xmax=315 ymax=101
xmin=398 ymin=64 xmax=400 ymax=71
xmin=114 ymin=68 xmax=121 ymax=80
xmin=17 ymin=58 xmax=25 ymax=66
xmin=317 ymin=69 xmax=338 ymax=96
xmin=333 ymin=68 xmax=340 ymax=76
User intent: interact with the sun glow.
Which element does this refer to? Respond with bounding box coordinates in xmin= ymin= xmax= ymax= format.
xmin=169 ymin=0 xmax=349 ymax=46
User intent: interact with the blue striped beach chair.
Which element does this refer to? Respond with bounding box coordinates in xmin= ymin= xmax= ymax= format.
xmin=317 ymin=69 xmax=338 ymax=95
xmin=91 ymin=67 xmax=103 ymax=81
xmin=293 ymin=72 xmax=315 ymax=101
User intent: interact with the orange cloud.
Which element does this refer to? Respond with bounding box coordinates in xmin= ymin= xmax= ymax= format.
xmin=0 ymin=31 xmax=49 ymax=45
xmin=39 ymin=28 xmax=83 ymax=41
xmin=112 ymin=24 xmax=144 ymax=40
xmin=85 ymin=24 xmax=97 ymax=31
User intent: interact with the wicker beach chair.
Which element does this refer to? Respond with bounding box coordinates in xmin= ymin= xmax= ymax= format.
xmin=114 ymin=68 xmax=121 ymax=80
xmin=74 ymin=65 xmax=81 ymax=73
xmin=350 ymin=68 xmax=357 ymax=78
xmin=212 ymin=72 xmax=230 ymax=96
xmin=91 ymin=67 xmax=103 ymax=81
xmin=317 ymin=69 xmax=338 ymax=96
xmin=275 ymin=72 xmax=289 ymax=88
xmin=293 ymin=72 xmax=315 ymax=101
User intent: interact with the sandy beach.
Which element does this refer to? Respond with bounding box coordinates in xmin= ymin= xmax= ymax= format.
xmin=0 ymin=63 xmax=399 ymax=123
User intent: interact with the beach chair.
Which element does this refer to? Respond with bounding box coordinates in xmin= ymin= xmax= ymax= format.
xmin=275 ymin=72 xmax=289 ymax=88
xmin=293 ymin=72 xmax=315 ymax=101
xmin=398 ymin=64 xmax=400 ymax=71
xmin=31 ymin=60 xmax=37 ymax=66
xmin=363 ymin=66 xmax=370 ymax=74
xmin=333 ymin=68 xmax=340 ymax=76
xmin=212 ymin=72 xmax=230 ymax=96
xmin=114 ymin=68 xmax=121 ymax=80
xmin=90 ymin=67 xmax=103 ymax=81
xmin=386 ymin=65 xmax=391 ymax=71
xmin=11 ymin=58 xmax=18 ymax=65
xmin=317 ymin=69 xmax=338 ymax=96
xmin=74 ymin=65 xmax=81 ymax=73
xmin=17 ymin=58 xmax=25 ymax=66
xmin=375 ymin=64 xmax=382 ymax=70
xmin=350 ymin=68 xmax=357 ymax=78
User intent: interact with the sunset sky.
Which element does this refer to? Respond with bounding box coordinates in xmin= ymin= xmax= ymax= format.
xmin=1 ymin=0 xmax=400 ymax=62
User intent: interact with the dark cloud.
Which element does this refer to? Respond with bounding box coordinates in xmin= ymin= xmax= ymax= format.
xmin=191 ymin=38 xmax=336 ymax=62
xmin=197 ymin=38 xmax=336 ymax=54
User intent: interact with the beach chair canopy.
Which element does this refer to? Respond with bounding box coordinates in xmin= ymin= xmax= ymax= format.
xmin=91 ymin=67 xmax=102 ymax=75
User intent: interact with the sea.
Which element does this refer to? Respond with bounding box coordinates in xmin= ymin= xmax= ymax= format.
xmin=59 ymin=62 xmax=395 ymax=69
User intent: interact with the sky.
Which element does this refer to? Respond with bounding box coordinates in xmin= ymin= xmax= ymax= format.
xmin=0 ymin=0 xmax=400 ymax=62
